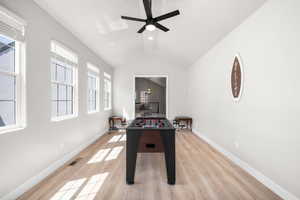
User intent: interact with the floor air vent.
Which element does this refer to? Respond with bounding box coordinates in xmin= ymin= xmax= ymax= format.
xmin=69 ymin=157 xmax=82 ymax=166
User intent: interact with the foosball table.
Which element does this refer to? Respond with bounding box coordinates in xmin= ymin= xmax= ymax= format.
xmin=126 ymin=117 xmax=176 ymax=185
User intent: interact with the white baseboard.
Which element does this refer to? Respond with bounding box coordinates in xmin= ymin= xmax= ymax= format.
xmin=193 ymin=129 xmax=299 ymax=200
xmin=1 ymin=129 xmax=107 ymax=200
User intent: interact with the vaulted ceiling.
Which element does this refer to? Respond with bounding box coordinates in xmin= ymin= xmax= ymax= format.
xmin=33 ymin=0 xmax=266 ymax=68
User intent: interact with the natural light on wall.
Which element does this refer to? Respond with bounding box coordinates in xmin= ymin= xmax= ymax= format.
xmin=0 ymin=5 xmax=26 ymax=134
xmin=122 ymin=107 xmax=129 ymax=121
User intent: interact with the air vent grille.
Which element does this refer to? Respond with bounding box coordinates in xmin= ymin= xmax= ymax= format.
xmin=69 ymin=157 xmax=82 ymax=166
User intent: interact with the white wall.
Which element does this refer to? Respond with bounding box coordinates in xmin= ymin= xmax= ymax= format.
xmin=113 ymin=53 xmax=188 ymax=120
xmin=0 ymin=0 xmax=113 ymax=198
xmin=187 ymin=0 xmax=300 ymax=198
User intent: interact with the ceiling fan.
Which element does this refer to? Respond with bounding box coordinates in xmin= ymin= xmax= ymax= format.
xmin=121 ymin=0 xmax=180 ymax=33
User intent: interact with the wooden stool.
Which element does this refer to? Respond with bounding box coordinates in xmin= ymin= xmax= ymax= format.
xmin=109 ymin=116 xmax=126 ymax=132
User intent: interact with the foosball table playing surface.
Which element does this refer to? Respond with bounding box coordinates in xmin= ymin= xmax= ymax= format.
xmin=126 ymin=117 xmax=176 ymax=185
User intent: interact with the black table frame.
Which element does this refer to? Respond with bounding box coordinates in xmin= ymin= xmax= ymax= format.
xmin=126 ymin=128 xmax=176 ymax=185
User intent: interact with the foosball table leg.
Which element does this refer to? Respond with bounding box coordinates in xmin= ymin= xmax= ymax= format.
xmin=126 ymin=132 xmax=141 ymax=185
xmin=161 ymin=131 xmax=176 ymax=185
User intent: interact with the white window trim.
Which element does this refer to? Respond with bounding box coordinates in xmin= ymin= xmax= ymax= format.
xmin=0 ymin=5 xmax=27 ymax=32
xmin=0 ymin=125 xmax=25 ymax=134
xmin=87 ymin=62 xmax=100 ymax=74
xmin=0 ymin=36 xmax=26 ymax=135
xmin=87 ymin=63 xmax=100 ymax=114
xmin=51 ymin=114 xmax=77 ymax=122
xmin=50 ymin=40 xmax=78 ymax=121
xmin=51 ymin=40 xmax=78 ymax=64
xmin=104 ymin=72 xmax=111 ymax=79
xmin=103 ymin=72 xmax=112 ymax=111
xmin=0 ymin=5 xmax=26 ymax=42
xmin=50 ymin=59 xmax=78 ymax=122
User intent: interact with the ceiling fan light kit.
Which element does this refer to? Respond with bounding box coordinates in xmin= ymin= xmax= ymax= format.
xmin=146 ymin=24 xmax=156 ymax=31
xmin=121 ymin=0 xmax=180 ymax=33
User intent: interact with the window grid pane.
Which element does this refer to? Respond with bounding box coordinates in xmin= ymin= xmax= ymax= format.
xmin=0 ymin=35 xmax=15 ymax=73
xmin=51 ymin=60 xmax=74 ymax=86
xmin=58 ymin=101 xmax=67 ymax=116
xmin=67 ymin=86 xmax=73 ymax=101
xmin=104 ymin=78 xmax=111 ymax=110
xmin=0 ymin=74 xmax=16 ymax=101
xmin=0 ymin=101 xmax=16 ymax=127
xmin=51 ymin=59 xmax=75 ymax=118
xmin=0 ymin=34 xmax=17 ymax=128
xmin=67 ymin=100 xmax=73 ymax=115
xmin=88 ymin=73 xmax=98 ymax=113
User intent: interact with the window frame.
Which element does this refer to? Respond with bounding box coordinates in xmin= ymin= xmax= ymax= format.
xmin=87 ymin=63 xmax=100 ymax=114
xmin=103 ymin=72 xmax=112 ymax=111
xmin=50 ymin=40 xmax=78 ymax=122
xmin=140 ymin=91 xmax=149 ymax=104
xmin=0 ymin=34 xmax=26 ymax=134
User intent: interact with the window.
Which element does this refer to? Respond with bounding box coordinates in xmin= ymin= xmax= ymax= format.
xmin=140 ymin=91 xmax=149 ymax=104
xmin=103 ymin=72 xmax=111 ymax=110
xmin=51 ymin=41 xmax=78 ymax=120
xmin=0 ymin=6 xmax=26 ymax=133
xmin=87 ymin=63 xmax=100 ymax=113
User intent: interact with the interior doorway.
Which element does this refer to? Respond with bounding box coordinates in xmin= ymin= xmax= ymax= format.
xmin=134 ymin=76 xmax=168 ymax=118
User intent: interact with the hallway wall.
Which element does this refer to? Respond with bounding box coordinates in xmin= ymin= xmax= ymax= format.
xmin=113 ymin=53 xmax=188 ymax=120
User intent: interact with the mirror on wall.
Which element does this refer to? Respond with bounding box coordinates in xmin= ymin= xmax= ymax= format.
xmin=135 ymin=77 xmax=167 ymax=118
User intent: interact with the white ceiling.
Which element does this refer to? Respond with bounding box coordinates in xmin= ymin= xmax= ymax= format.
xmin=33 ymin=0 xmax=266 ymax=68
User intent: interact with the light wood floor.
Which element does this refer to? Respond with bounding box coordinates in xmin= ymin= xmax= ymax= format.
xmin=19 ymin=130 xmax=282 ymax=200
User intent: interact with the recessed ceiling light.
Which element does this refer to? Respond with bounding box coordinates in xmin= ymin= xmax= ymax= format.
xmin=148 ymin=36 xmax=154 ymax=40
xmin=146 ymin=24 xmax=156 ymax=31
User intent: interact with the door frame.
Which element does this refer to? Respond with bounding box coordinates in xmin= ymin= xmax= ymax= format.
xmin=133 ymin=75 xmax=169 ymax=119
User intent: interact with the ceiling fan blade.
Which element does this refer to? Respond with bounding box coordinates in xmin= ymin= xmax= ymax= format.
xmin=121 ymin=16 xmax=146 ymax=22
xmin=137 ymin=25 xmax=147 ymax=33
xmin=143 ymin=0 xmax=152 ymax=19
xmin=154 ymin=10 xmax=180 ymax=22
xmin=154 ymin=22 xmax=169 ymax=32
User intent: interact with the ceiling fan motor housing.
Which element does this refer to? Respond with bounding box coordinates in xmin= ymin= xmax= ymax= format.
xmin=121 ymin=0 xmax=180 ymax=33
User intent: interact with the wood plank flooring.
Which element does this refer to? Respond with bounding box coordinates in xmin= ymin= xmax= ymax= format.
xmin=19 ymin=130 xmax=282 ymax=200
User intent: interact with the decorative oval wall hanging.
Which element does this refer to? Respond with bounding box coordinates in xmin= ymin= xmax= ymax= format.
xmin=231 ymin=54 xmax=243 ymax=101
